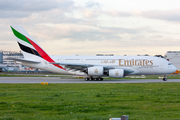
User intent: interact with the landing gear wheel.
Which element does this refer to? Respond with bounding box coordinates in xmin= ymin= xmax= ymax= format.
xmin=163 ymin=78 xmax=167 ymax=81
xmin=85 ymin=77 xmax=89 ymax=81
xmin=89 ymin=77 xmax=93 ymax=81
xmin=85 ymin=77 xmax=103 ymax=81
xmin=163 ymin=75 xmax=167 ymax=81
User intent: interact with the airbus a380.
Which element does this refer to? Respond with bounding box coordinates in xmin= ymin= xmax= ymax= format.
xmin=8 ymin=25 xmax=176 ymax=81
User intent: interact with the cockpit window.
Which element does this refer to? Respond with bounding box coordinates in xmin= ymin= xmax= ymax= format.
xmin=168 ymin=63 xmax=172 ymax=65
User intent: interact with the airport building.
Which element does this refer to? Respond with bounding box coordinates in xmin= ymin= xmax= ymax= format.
xmin=0 ymin=50 xmax=41 ymax=72
xmin=2 ymin=50 xmax=23 ymax=71
xmin=165 ymin=51 xmax=180 ymax=72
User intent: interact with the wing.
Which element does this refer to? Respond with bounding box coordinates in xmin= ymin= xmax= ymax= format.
xmin=51 ymin=62 xmax=134 ymax=75
xmin=6 ymin=58 xmax=41 ymax=64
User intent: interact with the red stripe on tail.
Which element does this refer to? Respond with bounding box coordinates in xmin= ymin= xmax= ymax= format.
xmin=26 ymin=37 xmax=65 ymax=70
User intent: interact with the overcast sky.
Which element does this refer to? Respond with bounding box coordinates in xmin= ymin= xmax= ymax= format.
xmin=1 ymin=0 xmax=180 ymax=56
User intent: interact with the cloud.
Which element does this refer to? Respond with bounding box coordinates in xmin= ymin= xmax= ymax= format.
xmin=0 ymin=0 xmax=74 ymax=11
xmin=73 ymin=1 xmax=102 ymax=18
xmin=82 ymin=9 xmax=102 ymax=18
xmin=86 ymin=1 xmax=100 ymax=8
xmin=0 ymin=0 xmax=75 ymax=18
xmin=99 ymin=26 xmax=142 ymax=34
xmin=27 ymin=24 xmax=157 ymax=42
xmin=29 ymin=24 xmax=124 ymax=41
xmin=139 ymin=9 xmax=180 ymax=21
xmin=0 ymin=11 xmax=31 ymax=18
xmin=106 ymin=10 xmax=132 ymax=17
xmin=105 ymin=9 xmax=180 ymax=22
xmin=1 ymin=0 xmax=180 ymax=56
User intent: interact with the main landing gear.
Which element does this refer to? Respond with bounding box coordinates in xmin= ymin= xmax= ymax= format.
xmin=163 ymin=75 xmax=167 ymax=81
xmin=84 ymin=77 xmax=103 ymax=81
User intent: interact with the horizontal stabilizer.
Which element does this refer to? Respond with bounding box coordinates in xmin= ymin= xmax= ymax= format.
xmin=6 ymin=58 xmax=41 ymax=64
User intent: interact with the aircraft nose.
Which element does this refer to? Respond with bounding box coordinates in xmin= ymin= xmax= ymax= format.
xmin=171 ymin=65 xmax=177 ymax=73
xmin=168 ymin=64 xmax=176 ymax=74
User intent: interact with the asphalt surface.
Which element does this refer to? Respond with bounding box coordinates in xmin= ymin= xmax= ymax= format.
xmin=0 ymin=77 xmax=180 ymax=83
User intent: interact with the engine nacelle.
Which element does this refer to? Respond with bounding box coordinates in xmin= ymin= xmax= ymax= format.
xmin=87 ymin=66 xmax=104 ymax=76
xmin=108 ymin=69 xmax=124 ymax=78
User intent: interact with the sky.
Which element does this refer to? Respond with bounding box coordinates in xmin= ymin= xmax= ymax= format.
xmin=1 ymin=0 xmax=180 ymax=56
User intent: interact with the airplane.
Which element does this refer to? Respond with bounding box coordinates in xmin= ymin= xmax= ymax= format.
xmin=8 ymin=25 xmax=176 ymax=81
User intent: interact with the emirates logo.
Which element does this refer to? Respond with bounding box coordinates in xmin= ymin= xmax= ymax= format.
xmin=115 ymin=71 xmax=119 ymax=76
xmin=94 ymin=69 xmax=98 ymax=74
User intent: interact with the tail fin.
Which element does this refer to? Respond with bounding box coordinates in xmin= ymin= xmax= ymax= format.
xmin=10 ymin=25 xmax=65 ymax=70
xmin=10 ymin=25 xmax=54 ymax=63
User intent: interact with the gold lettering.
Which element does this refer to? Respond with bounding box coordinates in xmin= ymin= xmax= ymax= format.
xmin=145 ymin=60 xmax=149 ymax=66
xmin=150 ymin=60 xmax=153 ymax=66
xmin=131 ymin=59 xmax=134 ymax=66
xmin=119 ymin=59 xmax=123 ymax=66
xmin=143 ymin=60 xmax=145 ymax=66
xmin=94 ymin=69 xmax=98 ymax=74
xmin=138 ymin=60 xmax=142 ymax=66
xmin=119 ymin=59 xmax=153 ymax=66
xmin=135 ymin=60 xmax=138 ymax=66
xmin=124 ymin=60 xmax=132 ymax=66
xmin=115 ymin=71 xmax=119 ymax=76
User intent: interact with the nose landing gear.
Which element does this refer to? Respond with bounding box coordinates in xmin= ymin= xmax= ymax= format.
xmin=163 ymin=75 xmax=167 ymax=81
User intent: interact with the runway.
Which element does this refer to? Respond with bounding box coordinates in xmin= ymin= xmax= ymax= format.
xmin=0 ymin=77 xmax=180 ymax=83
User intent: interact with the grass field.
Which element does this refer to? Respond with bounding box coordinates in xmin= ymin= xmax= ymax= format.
xmin=1 ymin=73 xmax=180 ymax=79
xmin=0 ymin=83 xmax=180 ymax=120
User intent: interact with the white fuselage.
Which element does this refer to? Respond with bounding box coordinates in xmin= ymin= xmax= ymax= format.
xmin=21 ymin=55 xmax=176 ymax=76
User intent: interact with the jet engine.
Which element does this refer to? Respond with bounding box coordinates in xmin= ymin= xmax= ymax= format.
xmin=87 ymin=66 xmax=104 ymax=76
xmin=108 ymin=69 xmax=124 ymax=78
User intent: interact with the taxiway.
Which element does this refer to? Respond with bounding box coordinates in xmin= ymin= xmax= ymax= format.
xmin=0 ymin=77 xmax=180 ymax=83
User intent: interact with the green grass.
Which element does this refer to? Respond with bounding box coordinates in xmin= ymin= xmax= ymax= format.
xmin=0 ymin=83 xmax=180 ymax=120
xmin=1 ymin=73 xmax=180 ymax=79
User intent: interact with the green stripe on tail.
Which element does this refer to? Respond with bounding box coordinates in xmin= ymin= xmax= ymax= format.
xmin=10 ymin=26 xmax=31 ymax=45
